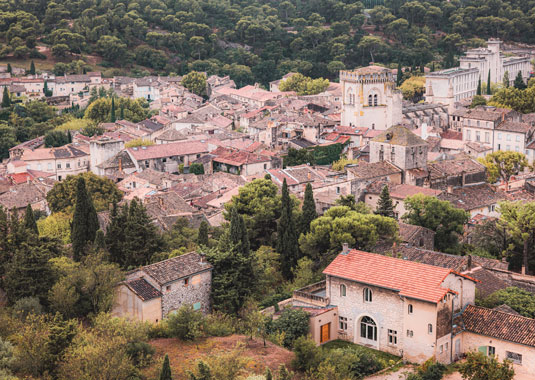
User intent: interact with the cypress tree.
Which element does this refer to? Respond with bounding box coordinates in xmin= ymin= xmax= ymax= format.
xmin=7 ymin=63 xmax=11 ymax=73
xmin=396 ymin=62 xmax=402 ymax=87
xmin=277 ymin=179 xmax=299 ymax=279
xmin=197 ymin=220 xmax=209 ymax=247
xmin=503 ymin=71 xmax=510 ymax=88
xmin=2 ymin=87 xmax=10 ymax=108
xmin=29 ymin=60 xmax=35 ymax=75
xmin=94 ymin=229 xmax=106 ymax=251
xmin=159 ymin=354 xmax=173 ymax=380
xmin=110 ymin=97 xmax=116 ymax=122
xmin=106 ymin=201 xmax=128 ymax=266
xmin=431 ymin=62 xmax=435 ymax=72
xmin=120 ymin=104 xmax=125 ymax=120
xmin=71 ymin=176 xmax=99 ymax=261
xmin=301 ymin=183 xmax=317 ymax=234
xmin=514 ymin=71 xmax=526 ymax=90
xmin=486 ymin=70 xmax=491 ymax=95
xmin=375 ymin=185 xmax=395 ymax=218
xmin=476 ymin=77 xmax=481 ymax=95
xmin=24 ymin=204 xmax=38 ymax=234
xmin=229 ymin=206 xmax=250 ymax=257
xmin=67 ymin=130 xmax=72 ymax=143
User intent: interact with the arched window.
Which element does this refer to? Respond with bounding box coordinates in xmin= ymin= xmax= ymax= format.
xmin=368 ymin=94 xmax=373 ymax=106
xmin=373 ymin=94 xmax=378 ymax=106
xmin=408 ymin=304 xmax=413 ymax=314
xmin=364 ymin=288 xmax=372 ymax=302
xmin=360 ymin=316 xmax=377 ymax=341
xmin=340 ymin=284 xmax=346 ymax=297
xmin=428 ymin=323 xmax=433 ymax=334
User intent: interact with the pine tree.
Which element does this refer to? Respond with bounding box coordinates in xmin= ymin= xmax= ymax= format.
xmin=159 ymin=354 xmax=173 ymax=380
xmin=110 ymin=97 xmax=116 ymax=122
xmin=71 ymin=177 xmax=99 ymax=261
xmin=375 ymin=185 xmax=395 ymax=218
xmin=24 ymin=204 xmax=38 ymax=234
xmin=300 ymin=183 xmax=317 ymax=234
xmin=94 ymin=229 xmax=107 ymax=251
xmin=514 ymin=71 xmax=527 ymax=90
xmin=396 ymin=62 xmax=402 ymax=87
xmin=277 ymin=179 xmax=299 ymax=280
xmin=197 ymin=220 xmax=209 ymax=246
xmin=7 ymin=63 xmax=11 ymax=73
xmin=2 ymin=87 xmax=10 ymax=108
xmin=29 ymin=60 xmax=35 ymax=75
xmin=503 ymin=71 xmax=510 ymax=88
xmin=486 ymin=70 xmax=491 ymax=95
xmin=476 ymin=77 xmax=482 ymax=95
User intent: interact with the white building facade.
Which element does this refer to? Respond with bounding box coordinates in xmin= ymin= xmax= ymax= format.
xmin=425 ymin=68 xmax=479 ymax=111
xmin=341 ymin=66 xmax=402 ymax=130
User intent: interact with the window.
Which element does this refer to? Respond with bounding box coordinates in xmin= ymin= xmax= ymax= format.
xmin=498 ymin=132 xmax=502 ymax=140
xmin=488 ymin=346 xmax=496 ymax=356
xmin=364 ymin=288 xmax=372 ymax=302
xmin=506 ymin=145 xmax=511 ymax=151
xmin=428 ymin=324 xmax=433 ymax=334
xmin=264 ymin=164 xmax=267 ymax=169
xmin=339 ymin=316 xmax=348 ymax=330
xmin=476 ymin=131 xmax=481 ymax=142
xmin=193 ymin=302 xmax=201 ymax=311
xmin=466 ymin=130 xmax=471 ymax=141
xmin=368 ymin=94 xmax=372 ymax=106
xmin=184 ymin=277 xmax=189 ymax=286
xmin=507 ymin=134 xmax=511 ymax=141
xmin=340 ymin=284 xmax=346 ymax=297
xmin=145 ymin=160 xmax=149 ymax=168
xmin=506 ymin=351 xmax=522 ymax=364
xmin=37 ymin=164 xmax=42 ymax=170
xmin=516 ymin=135 xmax=521 ymax=142
xmin=336 ymin=186 xmax=340 ymax=194
xmin=360 ymin=316 xmax=377 ymax=341
xmin=408 ymin=304 xmax=413 ymax=314
xmin=445 ymin=342 xmax=449 ymax=351
xmin=66 ymin=162 xmax=70 ymax=169
xmin=166 ymin=285 xmax=171 ymax=292
xmin=57 ymin=163 xmax=62 ymax=169
xmin=439 ymin=344 xmax=443 ymax=353
xmin=516 ymin=146 xmax=520 ymax=152
xmin=477 ymin=121 xmax=480 ymax=127
xmin=388 ymin=329 xmax=397 ymax=345
xmin=162 ymin=158 xmax=167 ymax=163
xmin=373 ymin=94 xmax=378 ymax=106
xmin=48 ymin=163 xmax=52 ymax=170
xmin=485 ymin=132 xmax=490 ymax=143
xmin=406 ymin=330 xmax=413 ymax=338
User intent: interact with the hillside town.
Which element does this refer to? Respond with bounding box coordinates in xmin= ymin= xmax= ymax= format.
xmin=2 ymin=16 xmax=535 ymax=380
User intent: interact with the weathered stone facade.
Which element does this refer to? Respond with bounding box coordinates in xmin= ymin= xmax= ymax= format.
xmin=162 ymin=270 xmax=212 ymax=317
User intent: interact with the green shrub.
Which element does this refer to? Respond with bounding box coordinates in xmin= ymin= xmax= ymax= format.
xmin=269 ymin=308 xmax=309 ymax=348
xmin=148 ymin=322 xmax=169 ymax=339
xmin=292 ymin=336 xmax=322 ymax=372
xmin=12 ymin=297 xmax=42 ymax=320
xmin=320 ymin=347 xmax=385 ymax=379
xmin=204 ymin=312 xmax=235 ymax=337
xmin=166 ymin=305 xmax=204 ymax=341
xmin=125 ymin=341 xmax=155 ymax=368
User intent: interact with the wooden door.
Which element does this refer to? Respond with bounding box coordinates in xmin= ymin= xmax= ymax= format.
xmin=320 ymin=323 xmax=330 ymax=343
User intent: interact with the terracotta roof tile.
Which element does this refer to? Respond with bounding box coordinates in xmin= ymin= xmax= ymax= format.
xmin=323 ymin=249 xmax=462 ymax=303
xmin=125 ymin=278 xmax=161 ymax=301
xmin=127 ymin=141 xmax=208 ymax=161
xmin=142 ymin=252 xmax=212 ymax=286
xmin=461 ymin=304 xmax=535 ymax=347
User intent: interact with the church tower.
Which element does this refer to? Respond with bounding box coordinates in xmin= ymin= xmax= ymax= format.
xmin=340 ymin=66 xmax=402 ymax=130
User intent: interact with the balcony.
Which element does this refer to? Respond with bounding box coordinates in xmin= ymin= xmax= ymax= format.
xmin=293 ymin=280 xmax=329 ymax=307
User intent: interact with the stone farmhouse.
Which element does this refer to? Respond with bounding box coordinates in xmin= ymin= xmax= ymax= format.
xmin=112 ymin=252 xmax=212 ymax=323
xmin=282 ymin=247 xmax=535 ymax=376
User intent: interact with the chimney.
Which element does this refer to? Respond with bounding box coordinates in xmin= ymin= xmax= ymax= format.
xmin=502 ymin=112 xmax=505 ymax=122
xmin=199 ymin=252 xmax=206 ymax=263
xmin=341 ymin=243 xmax=349 ymax=255
xmin=118 ymin=157 xmax=122 ymax=172
xmin=392 ymin=241 xmax=398 ymax=258
xmin=421 ymin=122 xmax=428 ymax=140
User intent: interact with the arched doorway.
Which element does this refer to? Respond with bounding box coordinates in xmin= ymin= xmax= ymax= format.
xmin=359 ymin=316 xmax=378 ymax=346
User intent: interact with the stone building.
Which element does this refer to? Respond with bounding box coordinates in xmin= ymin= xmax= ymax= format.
xmin=89 ymin=137 xmax=125 ymax=174
xmin=340 ymin=66 xmax=402 ymax=130
xmin=459 ymin=39 xmax=532 ymax=86
xmin=112 ymin=252 xmax=212 ymax=323
xmin=424 ymin=67 xmax=479 ymax=112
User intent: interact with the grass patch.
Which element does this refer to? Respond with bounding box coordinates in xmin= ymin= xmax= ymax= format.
xmin=322 ymin=339 xmax=401 ymax=363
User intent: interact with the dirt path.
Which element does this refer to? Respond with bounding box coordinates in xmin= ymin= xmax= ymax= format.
xmin=365 ymin=365 xmax=415 ymax=380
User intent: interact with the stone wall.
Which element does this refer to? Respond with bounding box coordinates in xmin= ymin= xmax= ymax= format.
xmin=161 ymin=270 xmax=212 ymax=317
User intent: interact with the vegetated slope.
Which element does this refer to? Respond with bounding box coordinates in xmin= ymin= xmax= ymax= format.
xmin=1 ymin=0 xmax=534 ymax=85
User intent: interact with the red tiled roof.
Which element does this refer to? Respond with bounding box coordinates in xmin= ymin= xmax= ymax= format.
xmin=213 ymin=150 xmax=271 ymax=166
xmin=462 ymin=304 xmax=535 ymax=347
xmin=127 ymin=141 xmax=208 ymax=160
xmin=323 ymin=250 xmax=461 ymax=303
